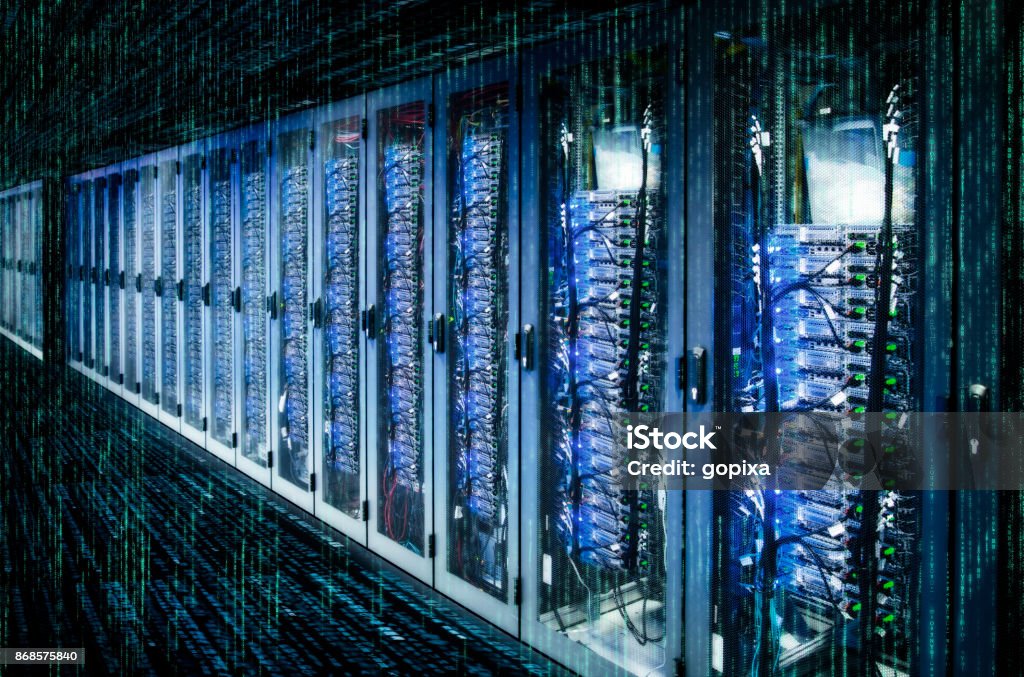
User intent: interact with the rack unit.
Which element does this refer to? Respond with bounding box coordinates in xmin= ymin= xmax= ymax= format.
xmin=0 ymin=181 xmax=44 ymax=360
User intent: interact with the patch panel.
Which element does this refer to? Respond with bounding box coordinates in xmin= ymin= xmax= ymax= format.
xmin=240 ymin=155 xmax=268 ymax=464
xmin=322 ymin=128 xmax=360 ymax=515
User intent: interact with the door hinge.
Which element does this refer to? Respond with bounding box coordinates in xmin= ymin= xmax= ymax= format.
xmin=428 ymin=533 xmax=436 ymax=558
xmin=514 ymin=577 xmax=522 ymax=606
xmin=232 ymin=286 xmax=242 ymax=313
xmin=202 ymin=282 xmax=211 ymax=306
xmin=154 ymin=276 xmax=163 ymax=297
xmin=232 ymin=432 xmax=238 ymax=448
xmin=362 ymin=500 xmax=370 ymax=522
xmin=135 ymin=382 xmax=141 ymax=394
xmin=135 ymin=274 xmax=142 ymax=292
xmin=176 ymin=160 xmax=181 ymax=175
xmin=177 ymin=403 xmax=182 ymax=418
xmin=202 ymin=416 xmax=208 ymax=431
xmin=513 ymin=332 xmax=521 ymax=361
xmin=309 ymin=472 xmax=316 ymax=492
xmin=267 ymin=450 xmax=274 ymax=469
xmin=119 ymin=374 xmax=124 ymax=385
xmin=119 ymin=271 xmax=126 ymax=289
xmin=177 ymin=279 xmax=184 ymax=301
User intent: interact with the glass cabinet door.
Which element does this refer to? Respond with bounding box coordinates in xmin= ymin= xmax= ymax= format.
xmin=94 ymin=178 xmax=106 ymax=375
xmin=140 ymin=166 xmax=159 ymax=409
xmin=369 ymin=94 xmax=431 ymax=566
xmin=711 ymin=6 xmax=924 ymax=675
xmin=209 ymin=147 xmax=237 ymax=456
xmin=68 ymin=187 xmax=81 ymax=364
xmin=182 ymin=153 xmax=206 ymax=438
xmin=433 ymin=68 xmax=519 ymax=632
xmin=159 ymin=159 xmax=180 ymax=422
xmin=108 ymin=175 xmax=121 ymax=386
xmin=123 ymin=170 xmax=139 ymax=395
xmin=82 ymin=181 xmax=93 ymax=369
xmin=317 ymin=114 xmax=364 ymax=525
xmin=239 ymin=138 xmax=271 ymax=478
xmin=526 ymin=44 xmax=675 ymax=676
xmin=274 ymin=127 xmax=313 ymax=497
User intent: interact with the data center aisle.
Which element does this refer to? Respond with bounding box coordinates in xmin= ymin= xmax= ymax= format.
xmin=0 ymin=341 xmax=561 ymax=676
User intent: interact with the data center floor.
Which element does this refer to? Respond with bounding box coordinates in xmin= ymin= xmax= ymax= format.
xmin=0 ymin=342 xmax=560 ymax=675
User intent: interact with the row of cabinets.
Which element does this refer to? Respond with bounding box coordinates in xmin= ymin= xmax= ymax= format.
xmin=66 ymin=18 xmax=686 ymax=675
xmin=62 ymin=0 xmax=1014 ymax=673
xmin=0 ymin=181 xmax=45 ymax=359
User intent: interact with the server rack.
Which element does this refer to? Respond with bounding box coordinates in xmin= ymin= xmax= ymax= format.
xmin=236 ymin=123 xmax=274 ymax=488
xmin=157 ymin=148 xmax=182 ymax=431
xmin=365 ymin=77 xmax=435 ymax=583
xmin=270 ymin=112 xmax=316 ymax=512
xmin=696 ymin=1 xmax=953 ymax=674
xmin=311 ymin=96 xmax=368 ymax=544
xmin=67 ymin=181 xmax=83 ymax=370
xmin=431 ymin=59 xmax=520 ymax=634
xmin=94 ymin=174 xmax=108 ymax=382
xmin=122 ymin=164 xmax=142 ymax=405
xmin=139 ymin=159 xmax=162 ymax=420
xmin=82 ymin=179 xmax=96 ymax=372
xmin=206 ymin=130 xmax=242 ymax=465
xmin=106 ymin=172 xmax=124 ymax=394
xmin=180 ymin=141 xmax=208 ymax=447
xmin=519 ymin=13 xmax=685 ymax=674
xmin=0 ymin=181 xmax=45 ymax=360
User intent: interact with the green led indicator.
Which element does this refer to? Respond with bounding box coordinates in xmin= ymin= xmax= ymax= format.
xmin=856 ymin=504 xmax=864 ymax=513
xmin=886 ymin=342 xmax=897 ymax=352
xmin=882 ymin=613 xmax=895 ymax=623
xmin=854 ymin=340 xmax=867 ymax=348
xmin=884 ymin=546 xmax=896 ymax=556
xmin=852 ymin=602 xmax=862 ymax=612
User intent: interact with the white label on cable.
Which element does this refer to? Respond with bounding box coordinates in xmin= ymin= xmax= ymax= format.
xmin=830 ymin=391 xmax=848 ymax=406
xmin=542 ymin=554 xmax=553 ymax=586
xmin=828 ymin=522 xmax=846 ymax=538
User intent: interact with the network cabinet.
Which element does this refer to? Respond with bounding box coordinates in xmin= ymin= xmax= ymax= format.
xmin=365 ymin=77 xmax=435 ymax=584
xmin=0 ymin=181 xmax=45 ymax=360
xmin=519 ymin=15 xmax=685 ymax=675
xmin=686 ymin=1 xmax=953 ymax=674
xmin=311 ymin=97 xmax=367 ymax=546
xmin=430 ymin=58 xmax=520 ymax=633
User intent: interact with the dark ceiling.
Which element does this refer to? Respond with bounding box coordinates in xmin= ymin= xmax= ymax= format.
xmin=0 ymin=0 xmax=673 ymax=190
